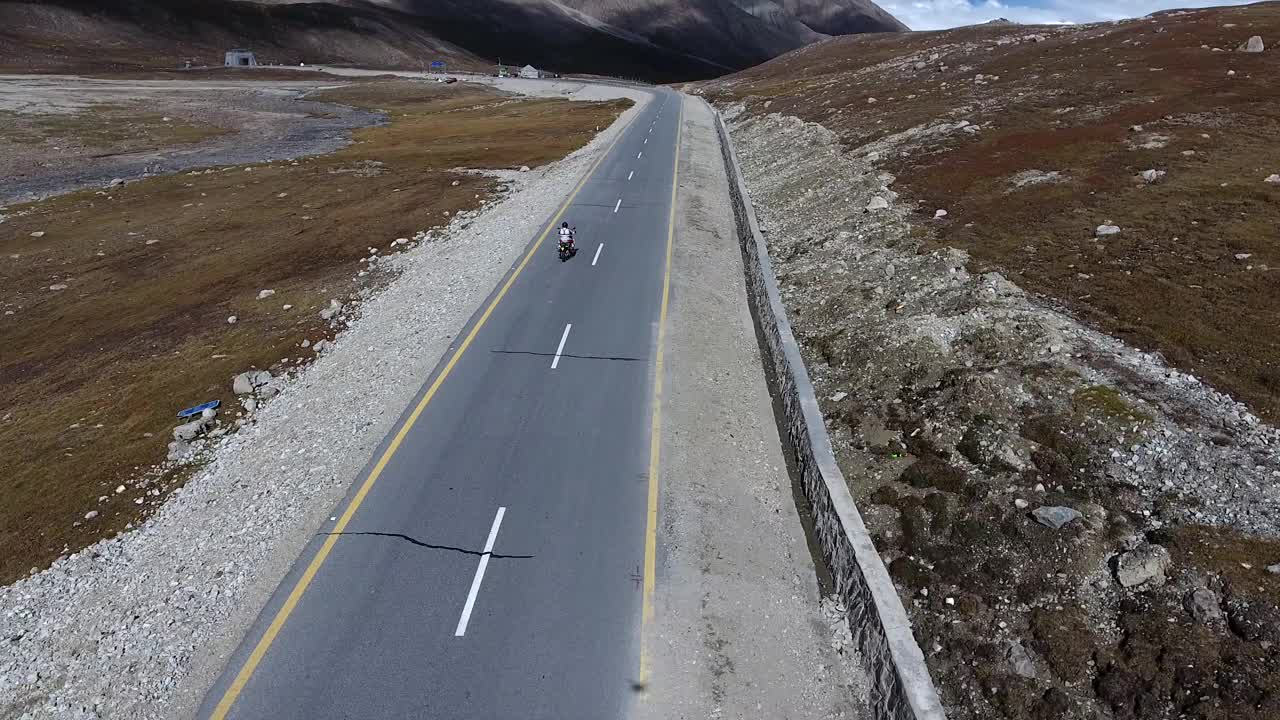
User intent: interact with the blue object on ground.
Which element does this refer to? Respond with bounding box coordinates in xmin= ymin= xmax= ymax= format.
xmin=177 ymin=400 xmax=221 ymax=419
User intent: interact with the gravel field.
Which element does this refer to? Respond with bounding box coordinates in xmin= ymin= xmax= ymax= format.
xmin=0 ymin=75 xmax=383 ymax=206
xmin=0 ymin=81 xmax=650 ymax=720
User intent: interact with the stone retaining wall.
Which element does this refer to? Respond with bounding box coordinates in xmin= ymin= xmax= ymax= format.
xmin=706 ymin=99 xmax=947 ymax=720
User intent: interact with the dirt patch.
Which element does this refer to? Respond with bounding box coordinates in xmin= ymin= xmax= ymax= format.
xmin=0 ymin=79 xmax=629 ymax=585
xmin=1 ymin=102 xmax=227 ymax=149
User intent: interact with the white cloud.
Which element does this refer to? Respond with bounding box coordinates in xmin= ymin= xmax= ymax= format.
xmin=878 ymin=0 xmax=1267 ymax=31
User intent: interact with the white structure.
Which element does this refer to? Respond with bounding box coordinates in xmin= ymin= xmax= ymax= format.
xmin=519 ymin=64 xmax=540 ymax=79
xmin=224 ymin=49 xmax=258 ymax=67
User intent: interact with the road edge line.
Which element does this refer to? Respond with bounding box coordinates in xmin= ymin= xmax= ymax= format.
xmin=639 ymin=93 xmax=684 ymax=687
xmin=207 ymin=94 xmax=645 ymax=720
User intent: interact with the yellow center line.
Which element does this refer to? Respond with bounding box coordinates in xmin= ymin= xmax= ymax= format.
xmin=209 ymin=100 xmax=642 ymax=720
xmin=639 ymin=94 xmax=684 ymax=687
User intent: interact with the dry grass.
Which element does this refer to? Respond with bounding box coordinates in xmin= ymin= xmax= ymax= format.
xmin=703 ymin=3 xmax=1280 ymax=423
xmin=0 ymin=79 xmax=629 ymax=584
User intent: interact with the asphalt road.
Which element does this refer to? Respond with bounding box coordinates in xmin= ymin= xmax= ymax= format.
xmin=200 ymin=88 xmax=681 ymax=719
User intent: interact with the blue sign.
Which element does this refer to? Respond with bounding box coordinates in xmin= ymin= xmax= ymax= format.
xmin=430 ymin=61 xmax=446 ymax=69
xmin=177 ymin=400 xmax=220 ymax=419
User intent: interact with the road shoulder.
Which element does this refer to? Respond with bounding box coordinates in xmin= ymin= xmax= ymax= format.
xmin=640 ymin=95 xmax=870 ymax=719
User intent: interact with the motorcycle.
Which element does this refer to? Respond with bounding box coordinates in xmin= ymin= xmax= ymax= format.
xmin=557 ymin=228 xmax=578 ymax=261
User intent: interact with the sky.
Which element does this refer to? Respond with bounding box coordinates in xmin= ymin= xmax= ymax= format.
xmin=875 ymin=0 xmax=1267 ymax=31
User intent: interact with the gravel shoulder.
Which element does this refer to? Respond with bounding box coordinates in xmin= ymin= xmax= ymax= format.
xmin=637 ymin=95 xmax=870 ymax=720
xmin=0 ymin=83 xmax=650 ymax=720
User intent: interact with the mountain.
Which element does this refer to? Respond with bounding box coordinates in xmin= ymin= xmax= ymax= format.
xmin=0 ymin=0 xmax=908 ymax=81
xmin=773 ymin=0 xmax=909 ymax=34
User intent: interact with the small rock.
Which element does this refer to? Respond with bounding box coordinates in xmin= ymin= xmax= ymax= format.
xmin=319 ymin=299 xmax=343 ymax=320
xmin=301 ymin=339 xmax=311 ymax=348
xmin=30 ymin=231 xmax=45 ymax=238
xmin=282 ymin=304 xmax=293 ymax=311
xmin=519 ymin=165 xmax=530 ymax=172
xmin=1116 ymin=544 xmax=1171 ymax=588
xmin=934 ymin=209 xmax=948 ymax=218
xmin=1139 ymin=169 xmax=1165 ymax=183
xmin=1239 ymin=35 xmax=1264 ymax=53
xmin=865 ymin=196 xmax=889 ymax=212
xmin=115 ymin=485 xmax=126 ymax=494
xmin=84 ymin=510 xmax=99 ymax=520
xmin=1032 ymin=505 xmax=1082 ymax=529
xmin=48 ymin=284 xmax=68 ymax=291
xmin=1265 ymin=174 xmax=1280 ymax=183
xmin=257 ymin=289 xmax=275 ymax=300
xmin=867 ymin=97 xmax=878 ymax=104
xmin=1227 ymin=70 xmax=1236 ymax=76
xmin=451 ymin=180 xmax=460 ymax=186
xmin=1184 ymin=587 xmax=1223 ymax=624
xmin=1095 ymin=224 xmax=1121 ymax=237
xmin=1235 ymin=253 xmax=1253 ymax=261
xmin=829 ymin=391 xmax=848 ymax=402
xmin=1267 ymin=563 xmax=1280 ymax=574
xmin=227 ymin=315 xmax=237 ymax=324
xmin=1005 ymin=640 xmax=1038 ymax=679
xmin=108 ymin=178 xmax=125 ymax=188
xmin=1014 ymin=498 xmax=1029 ymax=510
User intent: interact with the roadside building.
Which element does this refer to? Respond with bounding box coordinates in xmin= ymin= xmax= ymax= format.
xmin=224 ymin=49 xmax=258 ymax=67
xmin=519 ymin=64 xmax=541 ymax=79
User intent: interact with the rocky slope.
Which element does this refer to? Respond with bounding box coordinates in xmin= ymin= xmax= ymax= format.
xmin=696 ymin=4 xmax=1280 ymax=720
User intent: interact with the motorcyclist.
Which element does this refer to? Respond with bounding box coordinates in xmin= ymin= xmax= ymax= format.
xmin=557 ymin=222 xmax=575 ymax=250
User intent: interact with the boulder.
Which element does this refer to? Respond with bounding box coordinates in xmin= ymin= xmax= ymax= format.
xmin=1265 ymin=174 xmax=1280 ymax=183
xmin=865 ymin=196 xmax=890 ymax=212
xmin=172 ymin=418 xmax=208 ymax=442
xmin=167 ymin=440 xmax=192 ymax=461
xmin=1004 ymin=640 xmax=1038 ymax=678
xmin=1116 ymin=544 xmax=1171 ymax=588
xmin=256 ymin=289 xmax=275 ymax=300
xmin=1140 ymin=169 xmax=1165 ymax=183
xmin=1184 ymin=587 xmax=1223 ymax=624
xmin=1239 ymin=35 xmax=1264 ymax=53
xmin=1096 ymin=225 xmax=1121 ymax=237
xmin=232 ymin=370 xmax=273 ymax=396
xmin=1031 ymin=505 xmax=1082 ymax=529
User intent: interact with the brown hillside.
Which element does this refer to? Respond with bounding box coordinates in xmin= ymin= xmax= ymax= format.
xmin=704 ymin=3 xmax=1280 ymax=423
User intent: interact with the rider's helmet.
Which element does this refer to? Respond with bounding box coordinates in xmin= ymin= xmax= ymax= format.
xmin=562 ymin=222 xmax=569 ymax=229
